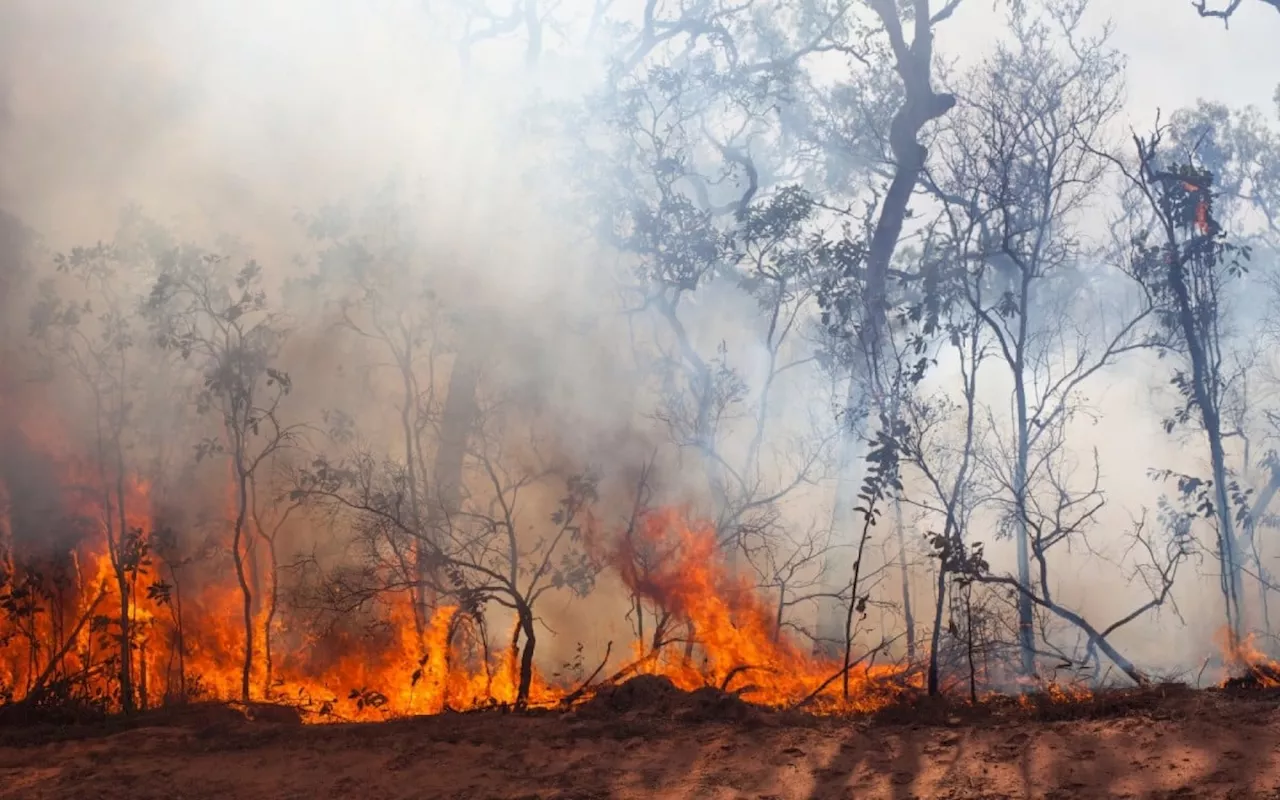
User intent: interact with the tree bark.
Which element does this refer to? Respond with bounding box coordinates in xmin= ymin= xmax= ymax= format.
xmin=818 ymin=0 xmax=958 ymax=655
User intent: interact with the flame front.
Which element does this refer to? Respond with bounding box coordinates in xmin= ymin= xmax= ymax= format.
xmin=607 ymin=507 xmax=910 ymax=712
xmin=0 ymin=417 xmax=912 ymax=720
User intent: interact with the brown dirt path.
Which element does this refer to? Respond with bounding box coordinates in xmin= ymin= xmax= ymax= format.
xmin=2 ymin=688 xmax=1280 ymax=799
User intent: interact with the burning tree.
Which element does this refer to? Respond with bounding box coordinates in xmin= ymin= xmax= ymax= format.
xmin=144 ymin=247 xmax=309 ymax=703
xmin=1103 ymin=125 xmax=1254 ymax=650
xmin=287 ymin=349 xmax=603 ymax=710
xmin=576 ymin=0 xmax=867 ymax=660
xmin=292 ymin=191 xmax=460 ymax=639
xmin=24 ymin=217 xmax=167 ymax=714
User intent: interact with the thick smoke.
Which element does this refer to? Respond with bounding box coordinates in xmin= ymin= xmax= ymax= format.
xmin=0 ymin=0 xmax=834 ymax=677
xmin=1 ymin=0 xmax=1277 ymax=704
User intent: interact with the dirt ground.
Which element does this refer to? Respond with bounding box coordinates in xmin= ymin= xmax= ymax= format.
xmin=4 ymin=683 xmax=1280 ymax=799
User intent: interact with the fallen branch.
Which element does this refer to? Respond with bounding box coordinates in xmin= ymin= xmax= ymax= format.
xmin=559 ymin=641 xmax=613 ymax=707
xmin=29 ymin=583 xmax=109 ymax=694
xmin=791 ymin=635 xmax=901 ymax=711
xmin=975 ymin=574 xmax=1151 ymax=687
xmin=586 ymin=633 xmax=685 ymax=690
xmin=719 ymin=664 xmax=776 ymax=693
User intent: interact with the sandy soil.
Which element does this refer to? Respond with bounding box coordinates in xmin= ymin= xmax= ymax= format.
xmin=3 ymin=684 xmax=1280 ymax=799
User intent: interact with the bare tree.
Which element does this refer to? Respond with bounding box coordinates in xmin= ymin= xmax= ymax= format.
xmin=291 ymin=370 xmax=601 ymax=710
xmin=296 ymin=194 xmax=454 ymax=638
xmin=893 ymin=237 xmax=991 ymax=693
xmin=923 ymin=1 xmax=1151 ymax=676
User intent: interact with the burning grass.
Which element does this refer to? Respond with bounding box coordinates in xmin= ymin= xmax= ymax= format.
xmin=1217 ymin=629 xmax=1280 ymax=691
xmin=0 ymin=433 xmax=915 ymax=724
xmin=5 ymin=405 xmax=1280 ymax=731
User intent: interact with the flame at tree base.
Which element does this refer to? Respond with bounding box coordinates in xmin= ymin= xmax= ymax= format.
xmin=1 ymin=430 xmax=916 ymax=721
xmin=603 ymin=507 xmax=914 ymax=714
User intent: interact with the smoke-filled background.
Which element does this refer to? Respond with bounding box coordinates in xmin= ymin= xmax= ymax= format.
xmin=2 ymin=0 xmax=1280 ymax=718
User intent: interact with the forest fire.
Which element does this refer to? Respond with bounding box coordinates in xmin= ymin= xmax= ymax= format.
xmin=0 ymin=404 xmax=911 ymax=723
xmin=605 ymin=507 xmax=912 ymax=713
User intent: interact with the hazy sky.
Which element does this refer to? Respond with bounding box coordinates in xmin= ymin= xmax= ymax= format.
xmin=0 ymin=0 xmax=1276 ymax=239
xmin=944 ymin=0 xmax=1280 ymax=117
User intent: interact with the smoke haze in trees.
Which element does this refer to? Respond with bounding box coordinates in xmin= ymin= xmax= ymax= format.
xmin=0 ymin=0 xmax=1278 ymax=713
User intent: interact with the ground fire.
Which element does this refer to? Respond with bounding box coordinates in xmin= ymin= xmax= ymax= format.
xmin=9 ymin=384 xmax=1280 ymax=726
xmin=0 ymin=401 xmax=915 ymax=722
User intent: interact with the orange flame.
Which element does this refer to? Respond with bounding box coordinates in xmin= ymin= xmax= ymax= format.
xmin=1182 ymin=181 xmax=1211 ymax=235
xmin=1216 ymin=627 xmax=1280 ymax=688
xmin=1 ymin=411 xmax=913 ymax=721
xmin=604 ymin=507 xmax=911 ymax=713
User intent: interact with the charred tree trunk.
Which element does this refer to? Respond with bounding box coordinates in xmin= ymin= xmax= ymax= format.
xmin=515 ymin=602 xmax=536 ymax=710
xmin=926 ymin=313 xmax=981 ymax=695
xmin=95 ymin=403 xmax=135 ymax=714
xmin=817 ymin=375 xmax=869 ymax=656
xmin=231 ymin=454 xmax=254 ymax=703
xmin=842 ymin=512 xmax=874 ymax=702
xmin=397 ymin=347 xmax=428 ymax=639
xmin=138 ymin=640 xmax=148 ymax=711
xmin=165 ymin=566 xmax=187 ymax=703
xmin=927 ymin=542 xmax=948 ymax=695
xmin=1012 ymin=364 xmax=1036 ymax=679
xmin=894 ymin=492 xmax=915 ymax=663
xmin=260 ymin=535 xmax=279 ymax=697
xmin=0 ymin=483 xmax=12 ymax=596
xmin=964 ymin=582 xmax=978 ymax=704
xmin=774 ymin=582 xmax=787 ymax=644
xmin=110 ymin=546 xmax=134 ymax=712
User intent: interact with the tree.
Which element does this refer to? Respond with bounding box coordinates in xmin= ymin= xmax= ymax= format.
xmin=291 ymin=410 xmax=602 ymax=710
xmin=892 ymin=228 xmax=991 ymax=694
xmin=1156 ymin=88 xmax=1280 ymax=644
xmin=145 ymin=248 xmax=307 ymax=703
xmin=295 ymin=192 xmax=459 ymax=639
xmin=1112 ymin=125 xmax=1254 ymax=646
xmin=575 ymin=0 xmax=889 ymax=656
xmin=27 ymin=218 xmax=164 ymax=713
xmin=921 ymin=0 xmax=1158 ymax=676
xmin=809 ymin=0 xmax=966 ymax=652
